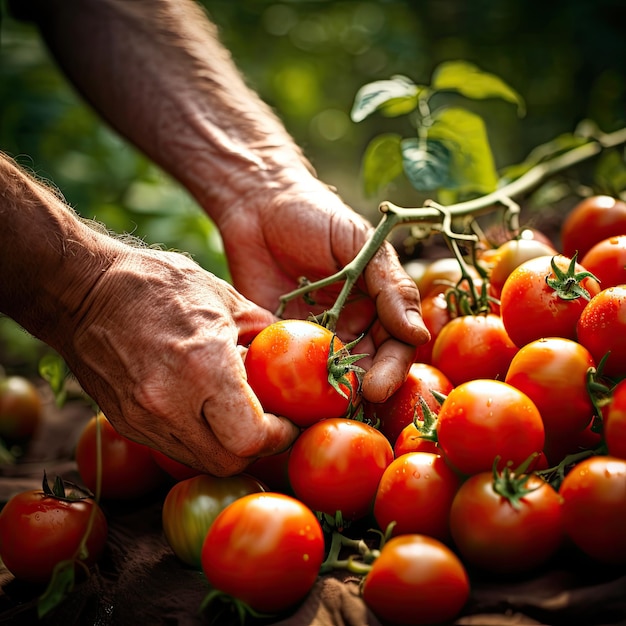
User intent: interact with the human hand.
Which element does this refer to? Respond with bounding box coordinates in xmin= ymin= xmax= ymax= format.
xmin=217 ymin=179 xmax=430 ymax=403
xmin=63 ymin=245 xmax=300 ymax=476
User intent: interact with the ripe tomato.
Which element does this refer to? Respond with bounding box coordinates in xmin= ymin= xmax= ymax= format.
xmin=373 ymin=451 xmax=461 ymax=541
xmin=415 ymin=256 xmax=480 ymax=298
xmin=505 ymin=337 xmax=596 ymax=440
xmin=500 ymin=254 xmax=601 ymax=347
xmin=576 ymin=285 xmax=626 ymax=379
xmin=604 ymin=379 xmax=626 ymax=459
xmin=364 ymin=362 xmax=452 ymax=445
xmin=0 ymin=375 xmax=42 ymax=442
xmin=488 ymin=237 xmax=557 ymax=298
xmin=431 ymin=313 xmax=519 ymax=386
xmin=75 ymin=412 xmax=167 ymax=500
xmin=436 ymin=379 xmax=545 ymax=475
xmin=150 ymin=449 xmax=202 ymax=482
xmin=580 ymin=235 xmax=626 ymax=289
xmin=361 ymin=534 xmax=470 ymax=626
xmin=393 ymin=421 xmax=440 ymax=457
xmin=288 ymin=417 xmax=393 ymax=521
xmin=162 ymin=473 xmax=265 ymax=568
xmin=449 ymin=469 xmax=563 ymax=574
xmin=201 ymin=492 xmax=324 ymax=614
xmin=246 ymin=448 xmax=292 ymax=494
xmin=244 ymin=319 xmax=359 ymax=427
xmin=413 ymin=290 xmax=453 ymax=364
xmin=559 ymin=455 xmax=626 ymax=563
xmin=542 ymin=420 xmax=602 ymax=467
xmin=561 ymin=195 xmax=626 ymax=259
xmin=0 ymin=477 xmax=108 ymax=584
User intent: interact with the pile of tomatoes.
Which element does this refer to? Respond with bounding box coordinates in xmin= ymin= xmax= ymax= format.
xmin=2 ymin=194 xmax=626 ymax=625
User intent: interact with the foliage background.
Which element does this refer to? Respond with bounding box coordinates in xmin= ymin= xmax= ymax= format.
xmin=1 ymin=0 xmax=625 ymax=370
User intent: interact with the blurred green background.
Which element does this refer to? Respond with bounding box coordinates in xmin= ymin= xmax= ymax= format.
xmin=1 ymin=0 xmax=625 ymax=371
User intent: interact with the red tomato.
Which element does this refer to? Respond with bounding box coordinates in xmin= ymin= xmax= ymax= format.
xmin=373 ymin=451 xmax=461 ymax=541
xmin=288 ymin=417 xmax=393 ymax=521
xmin=246 ymin=448 xmax=293 ymax=494
xmin=0 ymin=375 xmax=42 ymax=442
xmin=394 ymin=421 xmax=440 ymax=457
xmin=431 ymin=313 xmax=519 ymax=386
xmin=364 ymin=362 xmax=452 ymax=445
xmin=542 ymin=420 xmax=602 ymax=467
xmin=413 ymin=290 xmax=453 ymax=364
xmin=604 ymin=379 xmax=626 ymax=459
xmin=201 ymin=492 xmax=324 ymax=614
xmin=244 ymin=319 xmax=358 ymax=427
xmin=436 ymin=379 xmax=545 ymax=475
xmin=361 ymin=534 xmax=470 ymax=626
xmin=488 ymin=237 xmax=558 ymax=297
xmin=561 ymin=195 xmax=626 ymax=259
xmin=559 ymin=455 xmax=626 ymax=563
xmin=505 ymin=337 xmax=596 ymax=440
xmin=500 ymin=254 xmax=601 ymax=347
xmin=75 ymin=412 xmax=167 ymax=500
xmin=150 ymin=449 xmax=202 ymax=482
xmin=580 ymin=235 xmax=626 ymax=289
xmin=162 ymin=473 xmax=265 ymax=568
xmin=0 ymin=478 xmax=108 ymax=584
xmin=576 ymin=285 xmax=626 ymax=379
xmin=449 ymin=470 xmax=563 ymax=574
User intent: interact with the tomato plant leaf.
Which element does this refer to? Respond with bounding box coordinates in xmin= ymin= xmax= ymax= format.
xmin=37 ymin=560 xmax=76 ymax=618
xmin=427 ymin=108 xmax=499 ymax=195
xmin=401 ymin=137 xmax=453 ymax=191
xmin=350 ymin=75 xmax=423 ymax=123
xmin=38 ymin=353 xmax=69 ymax=408
xmin=431 ymin=60 xmax=525 ymax=116
xmin=361 ymin=133 xmax=404 ymax=196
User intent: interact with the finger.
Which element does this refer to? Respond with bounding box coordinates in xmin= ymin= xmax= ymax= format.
xmin=361 ymin=337 xmax=418 ymax=403
xmin=364 ymin=242 xmax=430 ymax=346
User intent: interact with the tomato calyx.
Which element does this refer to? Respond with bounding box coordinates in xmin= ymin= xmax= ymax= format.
xmin=545 ymin=253 xmax=598 ymax=301
xmin=42 ymin=471 xmax=94 ymax=503
xmin=413 ymin=396 xmax=439 ymax=443
xmin=327 ymin=334 xmax=366 ymax=401
xmin=491 ymin=455 xmax=542 ymax=509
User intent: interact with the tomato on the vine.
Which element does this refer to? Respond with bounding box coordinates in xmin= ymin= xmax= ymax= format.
xmin=505 ymin=337 xmax=596 ymax=440
xmin=361 ymin=534 xmax=470 ymax=626
xmin=500 ymin=254 xmax=601 ymax=347
xmin=576 ymin=285 xmax=626 ymax=379
xmin=580 ymin=235 xmax=626 ymax=289
xmin=201 ymin=492 xmax=324 ymax=615
xmin=561 ymin=195 xmax=626 ymax=259
xmin=288 ymin=417 xmax=393 ymax=521
xmin=373 ymin=451 xmax=461 ymax=541
xmin=393 ymin=421 xmax=440 ymax=457
xmin=431 ymin=313 xmax=518 ymax=386
xmin=364 ymin=362 xmax=452 ymax=446
xmin=0 ymin=475 xmax=108 ymax=584
xmin=75 ymin=412 xmax=167 ymax=500
xmin=162 ymin=473 xmax=265 ymax=568
xmin=449 ymin=466 xmax=563 ymax=574
xmin=245 ymin=319 xmax=360 ymax=428
xmin=413 ymin=290 xmax=453 ymax=364
xmin=0 ymin=375 xmax=42 ymax=442
xmin=436 ymin=379 xmax=545 ymax=475
xmin=559 ymin=455 xmax=626 ymax=564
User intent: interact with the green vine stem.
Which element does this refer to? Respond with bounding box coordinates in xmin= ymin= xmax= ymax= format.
xmin=275 ymin=126 xmax=626 ymax=330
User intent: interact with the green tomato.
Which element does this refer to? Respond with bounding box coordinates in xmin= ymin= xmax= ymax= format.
xmin=161 ymin=473 xmax=265 ymax=568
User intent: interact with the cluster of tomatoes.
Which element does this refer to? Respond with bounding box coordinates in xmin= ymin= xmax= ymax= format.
xmin=1 ymin=194 xmax=626 ymax=625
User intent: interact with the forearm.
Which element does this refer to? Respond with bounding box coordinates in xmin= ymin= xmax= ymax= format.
xmin=21 ymin=0 xmax=316 ymax=226
xmin=0 ymin=153 xmax=121 ymax=353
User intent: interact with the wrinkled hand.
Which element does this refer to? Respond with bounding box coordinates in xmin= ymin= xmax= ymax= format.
xmin=64 ymin=245 xmax=299 ymax=476
xmin=218 ymin=181 xmax=430 ymax=402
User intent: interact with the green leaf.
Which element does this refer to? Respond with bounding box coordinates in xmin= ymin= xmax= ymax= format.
xmin=37 ymin=560 xmax=76 ymax=618
xmin=350 ymin=75 xmax=422 ymax=123
xmin=432 ymin=60 xmax=525 ymax=116
xmin=401 ymin=137 xmax=453 ymax=191
xmin=594 ymin=149 xmax=626 ymax=196
xmin=427 ymin=108 xmax=499 ymax=195
xmin=361 ymin=133 xmax=404 ymax=196
xmin=38 ymin=353 xmax=69 ymax=408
